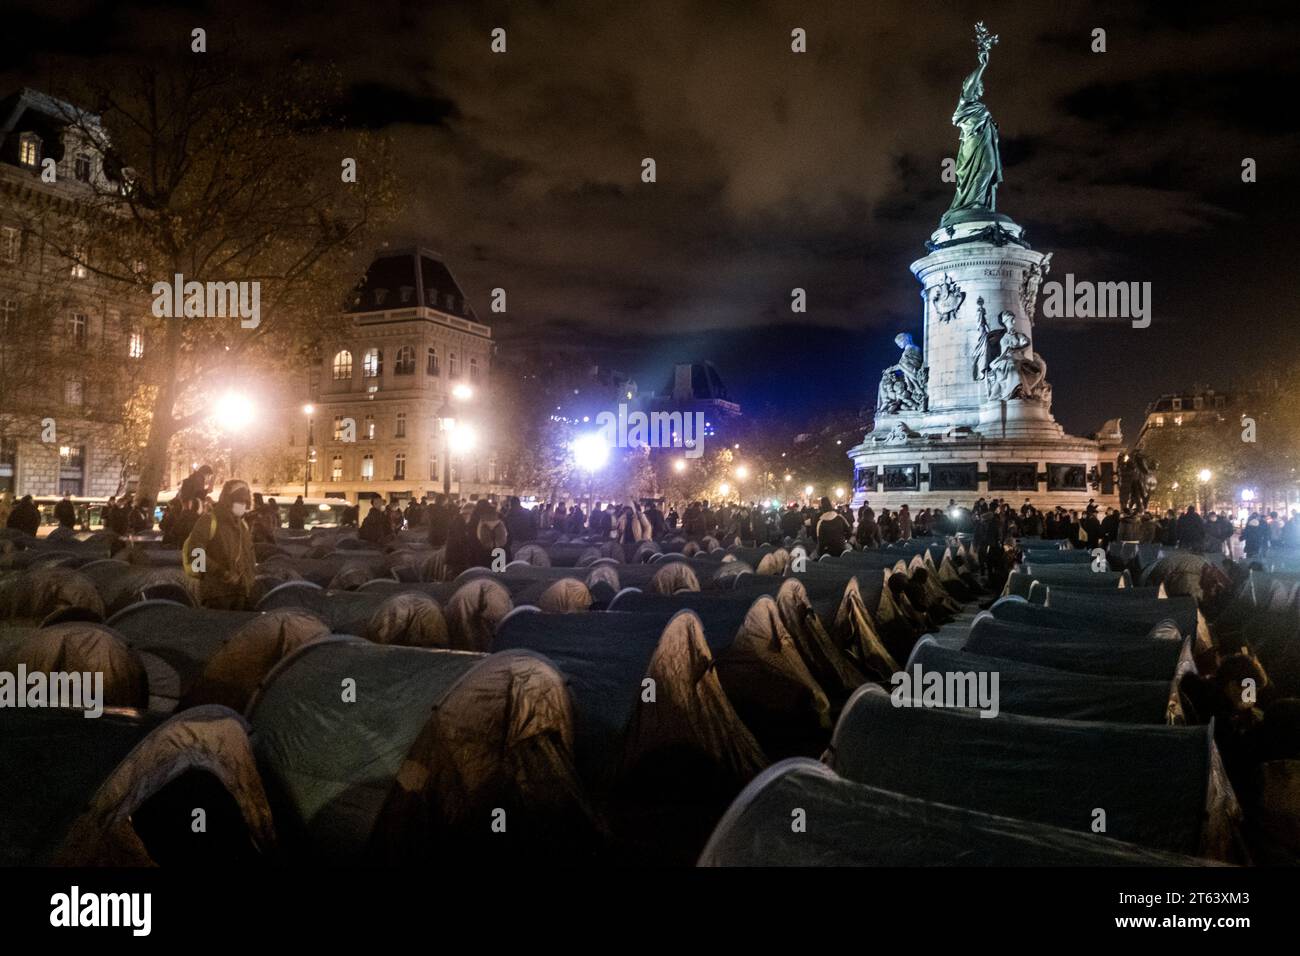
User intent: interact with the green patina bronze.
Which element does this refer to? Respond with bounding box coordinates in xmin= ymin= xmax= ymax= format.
xmin=943 ymin=22 xmax=1002 ymax=225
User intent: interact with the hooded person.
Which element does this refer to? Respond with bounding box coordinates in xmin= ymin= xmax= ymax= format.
xmin=184 ymin=479 xmax=257 ymax=610
xmin=468 ymin=500 xmax=509 ymax=567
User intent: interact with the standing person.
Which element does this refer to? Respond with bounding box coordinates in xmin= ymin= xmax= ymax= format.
xmin=468 ymin=500 xmax=509 ymax=568
xmin=128 ymin=497 xmax=154 ymax=533
xmin=427 ymin=494 xmax=453 ymax=547
xmin=1176 ymin=505 xmax=1207 ymax=551
xmin=815 ymin=496 xmax=851 ymax=557
xmin=287 ymin=495 xmax=309 ymax=530
xmin=184 ymin=480 xmax=257 ymax=610
xmin=0 ymin=492 xmax=11 ymax=529
xmin=360 ymin=499 xmax=395 ymax=545
xmin=178 ymin=464 xmax=215 ymax=505
xmin=54 ymin=493 xmax=77 ymax=531
xmin=6 ymin=494 xmax=40 ymax=536
xmin=897 ymin=504 xmax=913 ymax=541
xmin=616 ymin=499 xmax=653 ymax=560
xmin=1244 ymin=513 xmax=1269 ymax=561
xmin=504 ymin=496 xmax=538 ymax=545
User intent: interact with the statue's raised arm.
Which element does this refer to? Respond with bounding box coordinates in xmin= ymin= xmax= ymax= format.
xmin=944 ymin=23 xmax=1002 ymax=224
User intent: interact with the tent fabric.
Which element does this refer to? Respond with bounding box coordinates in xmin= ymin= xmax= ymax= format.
xmin=964 ymin=614 xmax=1187 ymax=682
xmin=512 ymin=543 xmax=552 ymax=567
xmin=78 ymin=561 xmax=197 ymax=616
xmin=0 ymin=567 xmax=106 ymax=622
xmin=0 ymin=705 xmax=275 ymax=865
xmin=1007 ymin=568 xmax=1129 ymax=599
xmin=109 ymin=601 xmax=259 ymax=711
xmin=182 ymin=608 xmax=332 ymax=713
xmin=828 ymin=686 xmax=1238 ymax=860
xmin=605 ymin=590 xmax=831 ymax=757
xmin=365 ymin=591 xmax=450 ymax=647
xmin=1038 ymin=589 xmax=1210 ymax=659
xmin=907 ymin=640 xmax=1182 ymax=724
xmin=697 ymin=759 xmax=1215 ymax=867
xmin=649 ymin=561 xmax=700 ymax=595
xmin=536 ymin=578 xmax=594 ymax=613
xmin=0 ymin=622 xmax=149 ymax=711
xmin=444 ymin=577 xmax=513 ymax=651
xmin=492 ymin=609 xmax=766 ymax=796
xmin=248 ymin=636 xmax=592 ymax=862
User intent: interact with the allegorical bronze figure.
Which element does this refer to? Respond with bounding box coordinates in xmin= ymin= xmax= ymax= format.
xmin=944 ymin=22 xmax=1002 ymax=224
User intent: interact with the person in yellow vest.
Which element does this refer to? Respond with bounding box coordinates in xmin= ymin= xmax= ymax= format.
xmin=184 ymin=479 xmax=256 ymax=610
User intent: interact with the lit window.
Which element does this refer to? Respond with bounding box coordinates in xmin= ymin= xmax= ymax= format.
xmin=393 ymin=452 xmax=406 ymax=480
xmin=363 ymin=348 xmax=382 ymax=378
xmin=395 ymin=411 xmax=406 ymax=438
xmin=333 ymin=416 xmax=344 ymax=441
xmin=429 ymin=455 xmax=439 ymax=481
xmin=0 ymin=227 xmax=17 ymax=263
xmin=1173 ymin=415 xmax=1183 ymax=426
xmin=365 ymin=415 xmax=375 ymax=440
xmin=469 ymin=357 xmax=480 ymax=382
xmin=70 ymin=246 xmax=88 ymax=279
xmin=74 ymin=154 xmax=92 ymax=183
xmin=361 ymin=454 xmax=374 ymax=481
xmin=128 ymin=329 xmax=144 ymax=359
xmin=331 ymin=456 xmax=343 ymax=481
xmin=449 ymin=352 xmax=459 ymax=377
xmin=68 ymin=312 xmax=87 ymax=347
xmin=395 ymin=345 xmax=415 ymax=375
xmin=1154 ymin=416 xmax=1164 ymax=427
xmin=426 ymin=347 xmax=439 ymax=376
xmin=64 ymin=379 xmax=83 ymax=406
xmin=18 ymin=134 xmax=40 ymax=167
xmin=332 ymin=350 xmax=353 ymax=380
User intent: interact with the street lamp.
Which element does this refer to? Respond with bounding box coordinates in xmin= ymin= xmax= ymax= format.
xmin=673 ymin=458 xmax=687 ymax=474
xmin=212 ymin=391 xmax=255 ymax=478
xmin=302 ymin=403 xmax=315 ymax=497
xmin=572 ymin=433 xmax=609 ymax=507
xmin=439 ymin=385 xmax=474 ymax=496
xmin=834 ymin=486 xmax=845 ymax=500
xmin=1198 ymin=468 xmax=1212 ymax=513
xmin=735 ymin=464 xmax=749 ymax=481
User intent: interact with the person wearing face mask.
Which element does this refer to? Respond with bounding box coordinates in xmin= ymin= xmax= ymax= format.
xmin=183 ymin=479 xmax=257 ymax=610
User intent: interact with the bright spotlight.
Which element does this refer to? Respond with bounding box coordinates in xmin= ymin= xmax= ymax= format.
xmin=735 ymin=465 xmax=749 ymax=480
xmin=718 ymin=482 xmax=731 ymax=496
xmin=673 ymin=459 xmax=687 ymax=473
xmin=449 ymin=422 xmax=477 ymax=454
xmin=572 ymin=433 xmax=609 ymax=472
xmin=804 ymin=485 xmax=814 ymax=496
xmin=213 ymin=391 xmax=254 ymax=431
xmin=1198 ymin=468 xmax=1212 ymax=483
xmin=302 ymin=403 xmax=315 ymax=416
xmin=834 ymin=487 xmax=845 ymax=498
xmin=451 ymin=383 xmax=474 ymax=401
xmin=783 ymin=474 xmax=792 ymax=482
xmin=1241 ymin=489 xmax=1255 ymax=502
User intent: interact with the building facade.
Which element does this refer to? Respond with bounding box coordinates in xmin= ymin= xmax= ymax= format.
xmin=290 ymin=247 xmax=507 ymax=503
xmin=0 ymin=88 xmax=143 ymax=497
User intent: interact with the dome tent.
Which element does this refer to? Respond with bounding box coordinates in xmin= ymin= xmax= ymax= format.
xmin=964 ymin=613 xmax=1188 ymax=682
xmin=492 ymin=608 xmax=766 ymax=799
xmin=907 ymin=640 xmax=1185 ymax=725
xmin=607 ymin=589 xmax=831 ymax=757
xmin=826 ymin=685 xmax=1241 ymax=861
xmin=0 ymin=621 xmax=149 ymax=711
xmin=0 ymin=705 xmax=275 ymax=865
xmin=247 ymin=636 xmax=597 ymax=863
xmin=698 ymin=759 xmax=1217 ymax=867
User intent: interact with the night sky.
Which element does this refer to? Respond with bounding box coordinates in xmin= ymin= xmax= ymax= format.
xmin=4 ymin=0 xmax=1298 ymax=439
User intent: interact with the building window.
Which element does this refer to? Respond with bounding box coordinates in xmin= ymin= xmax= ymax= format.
xmin=1171 ymin=398 xmax=1182 ymax=411
xmin=1154 ymin=415 xmax=1164 ymax=427
xmin=393 ymin=452 xmax=406 ymax=480
xmin=332 ymin=350 xmax=353 ymax=380
xmin=361 ymin=454 xmax=374 ymax=481
xmin=1 ymin=227 xmax=18 ymax=263
xmin=74 ymin=154 xmax=92 ymax=182
xmin=469 ymin=357 xmax=480 ymax=382
xmin=68 ymin=312 xmax=88 ymax=347
xmin=0 ymin=299 xmax=16 ymax=332
xmin=449 ymin=352 xmax=459 ymax=377
xmin=426 ymin=347 xmax=439 ymax=376
xmin=19 ymin=134 xmax=40 ymax=168
xmin=395 ymin=411 xmax=406 ymax=438
xmin=128 ymin=328 xmax=144 ymax=359
xmin=1173 ymin=415 xmax=1183 ymax=426
xmin=363 ymin=348 xmax=382 ymax=378
xmin=70 ymin=245 xmax=88 ymax=280
xmin=488 ymin=456 xmax=497 ymax=482
xmin=332 ymin=416 xmax=345 ymax=441
xmin=64 ymin=379 xmax=84 ymax=406
xmin=331 ymin=455 xmax=343 ymax=481
xmin=364 ymin=415 xmax=375 ymax=440
xmin=395 ymin=345 xmax=415 ymax=375
xmin=429 ymin=455 xmax=439 ymax=481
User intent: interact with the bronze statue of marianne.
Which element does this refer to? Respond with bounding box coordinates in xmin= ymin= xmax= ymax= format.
xmin=944 ymin=22 xmax=1002 ymax=224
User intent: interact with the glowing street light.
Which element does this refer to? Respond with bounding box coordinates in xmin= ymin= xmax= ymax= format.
xmin=783 ymin=474 xmax=792 ymax=483
xmin=804 ymin=485 xmax=814 ymax=497
xmin=572 ymin=433 xmax=610 ymax=473
xmin=834 ymin=486 xmax=845 ymax=499
xmin=449 ymin=422 xmax=478 ymax=455
xmin=735 ymin=464 xmax=749 ymax=480
xmin=1198 ymin=468 xmax=1212 ymax=483
xmin=302 ymin=402 xmax=316 ymax=497
xmin=718 ymin=481 xmax=731 ymax=496
xmin=673 ymin=458 xmax=687 ymax=473
xmin=213 ymin=391 xmax=254 ymax=431
xmin=451 ymin=383 xmax=474 ymax=401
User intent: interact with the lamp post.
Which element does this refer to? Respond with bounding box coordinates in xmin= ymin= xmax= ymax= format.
xmin=439 ymin=383 xmax=474 ymax=498
xmin=302 ymin=403 xmax=315 ymax=498
xmin=213 ymin=391 xmax=255 ymax=480
xmin=1198 ymin=468 xmax=1212 ymax=513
